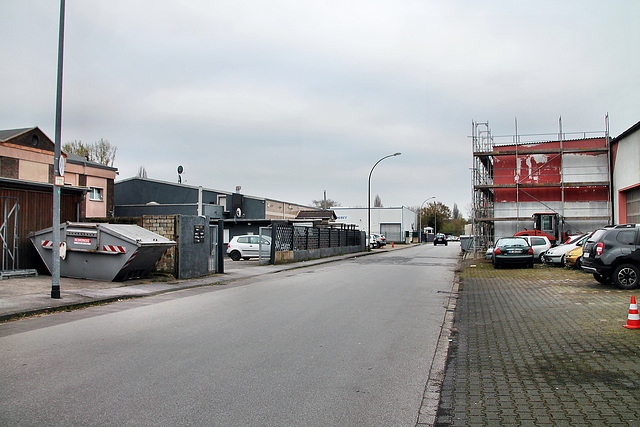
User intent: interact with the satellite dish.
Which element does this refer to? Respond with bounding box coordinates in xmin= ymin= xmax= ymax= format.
xmin=177 ymin=165 xmax=183 ymax=183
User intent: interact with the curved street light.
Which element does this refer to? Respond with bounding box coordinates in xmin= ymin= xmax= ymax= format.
xmin=418 ymin=196 xmax=435 ymax=243
xmin=368 ymin=152 xmax=401 ymax=250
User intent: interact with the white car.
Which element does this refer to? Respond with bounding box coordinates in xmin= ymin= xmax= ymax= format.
xmin=517 ymin=235 xmax=552 ymax=262
xmin=542 ymin=233 xmax=588 ymax=265
xmin=371 ymin=233 xmax=386 ymax=248
xmin=227 ymin=235 xmax=271 ymax=261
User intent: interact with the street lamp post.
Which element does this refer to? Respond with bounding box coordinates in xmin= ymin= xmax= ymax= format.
xmin=368 ymin=152 xmax=401 ymax=250
xmin=419 ymin=197 xmax=435 ymax=243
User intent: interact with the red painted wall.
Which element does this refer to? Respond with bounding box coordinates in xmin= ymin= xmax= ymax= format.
xmin=493 ymin=138 xmax=608 ymax=203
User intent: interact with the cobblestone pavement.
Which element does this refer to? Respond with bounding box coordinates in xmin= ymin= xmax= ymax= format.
xmin=435 ymin=259 xmax=640 ymax=426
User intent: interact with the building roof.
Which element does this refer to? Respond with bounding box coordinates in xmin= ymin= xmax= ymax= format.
xmin=296 ymin=210 xmax=337 ymax=220
xmin=0 ymin=127 xmax=33 ymax=142
xmin=116 ymin=176 xmax=312 ymax=208
xmin=65 ymin=151 xmax=118 ymax=172
xmin=611 ymin=120 xmax=640 ymax=144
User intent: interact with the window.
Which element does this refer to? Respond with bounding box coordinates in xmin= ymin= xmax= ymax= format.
xmin=88 ymin=187 xmax=103 ymax=201
xmin=616 ymin=231 xmax=635 ymax=245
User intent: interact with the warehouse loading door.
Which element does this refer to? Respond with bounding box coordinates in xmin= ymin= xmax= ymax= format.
xmin=627 ymin=187 xmax=640 ymax=223
xmin=380 ymin=223 xmax=401 ymax=242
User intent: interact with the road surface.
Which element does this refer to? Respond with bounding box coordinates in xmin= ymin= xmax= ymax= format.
xmin=0 ymin=244 xmax=459 ymax=426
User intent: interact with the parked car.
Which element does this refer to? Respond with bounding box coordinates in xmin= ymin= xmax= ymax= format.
xmin=434 ymin=234 xmax=448 ymax=246
xmin=542 ymin=233 xmax=589 ymax=265
xmin=564 ymin=246 xmax=584 ymax=269
xmin=485 ymin=244 xmax=494 ymax=260
xmin=581 ymin=224 xmax=640 ymax=289
xmin=492 ymin=237 xmax=534 ymax=268
xmin=517 ymin=235 xmax=552 ymax=262
xmin=227 ymin=235 xmax=271 ymax=261
xmin=371 ymin=233 xmax=386 ymax=248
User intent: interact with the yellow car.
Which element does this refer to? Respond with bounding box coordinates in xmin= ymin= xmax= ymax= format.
xmin=564 ymin=246 xmax=583 ymax=269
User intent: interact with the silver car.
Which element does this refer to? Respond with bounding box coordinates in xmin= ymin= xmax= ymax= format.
xmin=227 ymin=235 xmax=271 ymax=261
xmin=542 ymin=234 xmax=588 ymax=265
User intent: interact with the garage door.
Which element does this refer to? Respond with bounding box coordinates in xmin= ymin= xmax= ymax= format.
xmin=380 ymin=223 xmax=402 ymax=242
xmin=627 ymin=186 xmax=640 ymax=223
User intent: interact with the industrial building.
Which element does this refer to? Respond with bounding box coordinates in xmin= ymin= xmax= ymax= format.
xmin=471 ymin=119 xmax=611 ymax=249
xmin=610 ymin=120 xmax=640 ymax=224
xmin=332 ymin=206 xmax=416 ymax=243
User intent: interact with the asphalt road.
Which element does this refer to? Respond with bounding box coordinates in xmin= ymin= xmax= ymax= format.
xmin=0 ymin=244 xmax=459 ymax=426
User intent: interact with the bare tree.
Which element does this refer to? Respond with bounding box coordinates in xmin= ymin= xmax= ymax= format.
xmin=137 ymin=166 xmax=148 ymax=178
xmin=311 ymin=199 xmax=341 ymax=209
xmin=63 ymin=138 xmax=117 ymax=167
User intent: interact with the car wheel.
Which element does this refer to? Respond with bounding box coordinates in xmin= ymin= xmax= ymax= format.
xmin=528 ymin=262 xmax=534 ymax=268
xmin=574 ymin=257 xmax=582 ymax=270
xmin=445 ymin=242 xmax=448 ymax=246
xmin=593 ymin=273 xmax=611 ymax=285
xmin=612 ymin=264 xmax=640 ymax=290
xmin=539 ymin=253 xmax=545 ymax=263
xmin=229 ymin=250 xmax=241 ymax=261
xmin=560 ymin=255 xmax=565 ymax=266
xmin=493 ymin=259 xmax=500 ymax=269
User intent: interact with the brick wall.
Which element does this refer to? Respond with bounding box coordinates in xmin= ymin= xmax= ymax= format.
xmin=143 ymin=215 xmax=178 ymax=275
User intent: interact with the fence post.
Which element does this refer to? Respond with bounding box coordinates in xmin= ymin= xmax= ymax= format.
xmin=269 ymin=223 xmax=277 ymax=264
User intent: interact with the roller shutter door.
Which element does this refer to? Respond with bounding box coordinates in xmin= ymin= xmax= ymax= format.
xmin=380 ymin=223 xmax=402 ymax=242
xmin=627 ymin=187 xmax=640 ymax=223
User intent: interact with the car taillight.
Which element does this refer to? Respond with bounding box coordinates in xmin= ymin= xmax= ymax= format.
xmin=494 ymin=248 xmax=502 ymax=255
xmin=595 ymin=242 xmax=604 ymax=256
xmin=527 ymin=247 xmax=534 ymax=255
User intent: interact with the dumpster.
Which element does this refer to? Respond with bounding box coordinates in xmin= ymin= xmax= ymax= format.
xmin=30 ymin=222 xmax=176 ymax=281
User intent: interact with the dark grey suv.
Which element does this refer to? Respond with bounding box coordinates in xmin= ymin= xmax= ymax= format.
xmin=581 ymin=224 xmax=640 ymax=289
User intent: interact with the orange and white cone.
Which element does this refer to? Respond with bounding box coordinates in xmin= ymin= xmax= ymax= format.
xmin=623 ymin=296 xmax=640 ymax=329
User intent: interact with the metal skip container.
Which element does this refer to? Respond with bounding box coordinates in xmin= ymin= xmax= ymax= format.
xmin=30 ymin=222 xmax=176 ymax=281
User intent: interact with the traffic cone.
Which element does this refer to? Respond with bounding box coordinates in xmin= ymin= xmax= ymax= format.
xmin=623 ymin=296 xmax=640 ymax=329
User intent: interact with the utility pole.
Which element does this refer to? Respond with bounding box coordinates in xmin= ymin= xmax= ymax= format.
xmin=51 ymin=0 xmax=65 ymax=299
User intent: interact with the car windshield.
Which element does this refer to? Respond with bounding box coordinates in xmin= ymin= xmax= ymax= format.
xmin=570 ymin=234 xmax=590 ymax=244
xmin=498 ymin=238 xmax=528 ymax=247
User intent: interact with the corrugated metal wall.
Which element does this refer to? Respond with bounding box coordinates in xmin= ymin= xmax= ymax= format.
xmin=0 ymin=186 xmax=82 ymax=271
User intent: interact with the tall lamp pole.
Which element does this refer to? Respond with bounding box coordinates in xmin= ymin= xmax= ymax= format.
xmin=419 ymin=196 xmax=435 ymax=243
xmin=368 ymin=152 xmax=401 ymax=250
xmin=51 ymin=0 xmax=66 ymax=299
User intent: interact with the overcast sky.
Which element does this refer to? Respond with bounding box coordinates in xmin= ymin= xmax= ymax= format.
xmin=2 ymin=1 xmax=638 ymax=214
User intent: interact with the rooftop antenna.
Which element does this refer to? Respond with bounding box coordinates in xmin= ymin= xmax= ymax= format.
xmin=177 ymin=165 xmax=183 ymax=183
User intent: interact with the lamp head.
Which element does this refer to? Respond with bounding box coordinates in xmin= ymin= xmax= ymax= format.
xmin=393 ymin=152 xmax=401 ymax=156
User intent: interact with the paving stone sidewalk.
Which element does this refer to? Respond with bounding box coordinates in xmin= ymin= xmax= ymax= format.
xmin=435 ymin=259 xmax=640 ymax=426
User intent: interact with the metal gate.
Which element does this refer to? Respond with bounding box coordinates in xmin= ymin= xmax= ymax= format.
xmin=209 ymin=224 xmax=219 ymax=273
xmin=259 ymin=226 xmax=272 ymax=265
xmin=1 ymin=197 xmax=19 ymax=271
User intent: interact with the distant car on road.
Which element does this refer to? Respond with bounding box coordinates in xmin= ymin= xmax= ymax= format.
xmin=434 ymin=234 xmax=448 ymax=246
xmin=227 ymin=235 xmax=271 ymax=261
xmin=492 ymin=237 xmax=534 ymax=268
